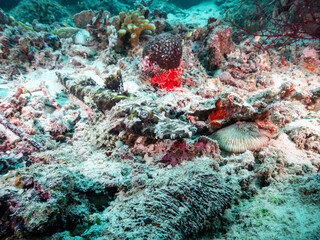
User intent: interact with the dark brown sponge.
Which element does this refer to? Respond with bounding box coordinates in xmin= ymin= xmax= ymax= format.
xmin=142 ymin=33 xmax=182 ymax=70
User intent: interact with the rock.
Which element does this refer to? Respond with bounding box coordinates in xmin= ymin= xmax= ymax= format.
xmin=73 ymin=29 xmax=91 ymax=46
xmin=73 ymin=10 xmax=94 ymax=28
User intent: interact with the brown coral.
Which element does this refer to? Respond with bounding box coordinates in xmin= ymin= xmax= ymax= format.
xmin=116 ymin=9 xmax=155 ymax=47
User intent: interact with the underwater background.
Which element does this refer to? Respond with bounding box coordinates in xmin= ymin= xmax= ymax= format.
xmin=0 ymin=0 xmax=320 ymax=239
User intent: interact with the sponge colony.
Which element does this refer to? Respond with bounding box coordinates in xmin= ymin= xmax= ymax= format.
xmin=142 ymin=33 xmax=182 ymax=70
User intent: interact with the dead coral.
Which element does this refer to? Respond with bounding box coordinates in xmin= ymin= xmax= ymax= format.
xmin=93 ymin=159 xmax=233 ymax=240
xmin=198 ymin=24 xmax=235 ymax=74
xmin=0 ymin=25 xmax=62 ymax=75
xmin=0 ymin=164 xmax=89 ymax=238
xmin=0 ymin=114 xmax=44 ymax=151
xmin=73 ymin=10 xmax=94 ymax=28
xmin=286 ymin=121 xmax=320 ymax=154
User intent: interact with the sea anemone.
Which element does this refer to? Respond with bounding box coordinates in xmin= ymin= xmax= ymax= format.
xmin=212 ymin=122 xmax=271 ymax=153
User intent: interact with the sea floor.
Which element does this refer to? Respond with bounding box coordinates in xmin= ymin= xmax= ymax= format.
xmin=0 ymin=0 xmax=320 ymax=239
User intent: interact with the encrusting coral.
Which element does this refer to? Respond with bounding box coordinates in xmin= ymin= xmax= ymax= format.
xmin=115 ymin=8 xmax=155 ymax=47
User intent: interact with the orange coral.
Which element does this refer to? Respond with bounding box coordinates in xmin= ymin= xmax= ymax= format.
xmin=209 ymin=100 xmax=226 ymax=127
xmin=209 ymin=96 xmax=234 ymax=126
xmin=255 ymin=119 xmax=278 ymax=135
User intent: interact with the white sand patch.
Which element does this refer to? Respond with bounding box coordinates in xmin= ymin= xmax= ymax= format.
xmin=270 ymin=72 xmax=303 ymax=91
xmin=23 ymin=69 xmax=73 ymax=97
xmin=22 ymin=64 xmax=107 ymax=98
xmin=270 ymin=133 xmax=311 ymax=166
xmin=285 ymin=119 xmax=320 ymax=131
xmin=167 ymin=1 xmax=220 ymax=27
xmin=270 ymin=73 xmax=287 ymax=90
xmin=124 ymin=81 xmax=140 ymax=93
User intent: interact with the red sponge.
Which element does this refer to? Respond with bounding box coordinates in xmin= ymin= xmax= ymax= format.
xmin=150 ymin=64 xmax=183 ymax=90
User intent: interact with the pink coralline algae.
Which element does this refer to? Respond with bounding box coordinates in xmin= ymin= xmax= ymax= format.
xmin=199 ymin=25 xmax=235 ymax=73
xmin=300 ymin=46 xmax=319 ymax=66
xmin=158 ymin=137 xmax=219 ymax=166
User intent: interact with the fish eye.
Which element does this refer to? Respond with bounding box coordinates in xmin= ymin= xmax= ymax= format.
xmin=138 ymin=110 xmax=151 ymax=120
xmin=163 ymin=104 xmax=171 ymax=113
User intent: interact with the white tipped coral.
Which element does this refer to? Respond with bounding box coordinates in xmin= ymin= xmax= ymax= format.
xmin=212 ymin=122 xmax=271 ymax=153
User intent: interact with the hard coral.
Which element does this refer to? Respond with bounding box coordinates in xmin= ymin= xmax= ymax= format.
xmin=212 ymin=122 xmax=272 ymax=153
xmin=116 ymin=9 xmax=155 ymax=47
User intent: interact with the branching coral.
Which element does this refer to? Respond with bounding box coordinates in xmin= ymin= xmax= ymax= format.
xmin=116 ymin=9 xmax=155 ymax=47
